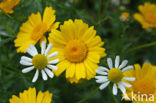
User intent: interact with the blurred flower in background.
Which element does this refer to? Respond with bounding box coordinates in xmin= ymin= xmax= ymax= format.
xmin=49 ymin=19 xmax=106 ymax=83
xmin=14 ymin=6 xmax=60 ymax=53
xmin=134 ymin=2 xmax=156 ymax=29
xmin=9 ymin=88 xmax=53 ymax=103
xmin=111 ymin=0 xmax=130 ymax=6
xmin=120 ymin=12 xmax=130 ymax=22
xmin=119 ymin=5 xmax=126 ymax=11
xmin=0 ymin=0 xmax=20 ymax=14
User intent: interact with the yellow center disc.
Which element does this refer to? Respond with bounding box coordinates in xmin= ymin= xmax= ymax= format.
xmin=64 ymin=40 xmax=88 ymax=63
xmin=32 ymin=54 xmax=48 ymax=70
xmin=108 ymin=68 xmax=123 ymax=83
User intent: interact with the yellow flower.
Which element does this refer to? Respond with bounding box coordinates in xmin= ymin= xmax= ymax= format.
xmin=14 ymin=6 xmax=60 ymax=53
xmin=0 ymin=0 xmax=20 ymax=14
xmin=134 ymin=2 xmax=156 ymax=29
xmin=120 ymin=12 xmax=130 ymax=22
xmin=48 ymin=19 xmax=106 ymax=83
xmin=123 ymin=63 xmax=156 ymax=102
xmin=9 ymin=88 xmax=53 ymax=103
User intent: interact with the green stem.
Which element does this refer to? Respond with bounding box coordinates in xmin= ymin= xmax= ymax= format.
xmin=103 ymin=0 xmax=110 ymax=17
xmin=98 ymin=0 xmax=102 ymax=20
xmin=0 ymin=34 xmax=15 ymax=38
xmin=0 ymin=9 xmax=13 ymax=19
xmin=77 ymin=87 xmax=99 ymax=103
xmin=95 ymin=16 xmax=112 ymax=26
xmin=108 ymin=85 xmax=119 ymax=103
xmin=125 ymin=41 xmax=156 ymax=53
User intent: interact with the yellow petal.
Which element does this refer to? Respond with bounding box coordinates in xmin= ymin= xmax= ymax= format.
xmin=28 ymin=12 xmax=42 ymax=27
xmin=49 ymin=22 xmax=60 ymax=31
xmin=9 ymin=95 xmax=21 ymax=103
xmin=134 ymin=64 xmax=142 ymax=79
xmin=75 ymin=63 xmax=86 ymax=80
xmin=134 ymin=13 xmax=151 ymax=29
xmin=66 ymin=63 xmax=76 ymax=78
xmin=53 ymin=60 xmax=70 ymax=76
xmin=43 ymin=6 xmax=56 ymax=28
xmin=36 ymin=91 xmax=44 ymax=103
xmin=41 ymin=91 xmax=52 ymax=103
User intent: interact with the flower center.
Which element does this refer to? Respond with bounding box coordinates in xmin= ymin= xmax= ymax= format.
xmin=32 ymin=54 xmax=48 ymax=70
xmin=31 ymin=23 xmax=47 ymax=41
xmin=122 ymin=12 xmax=130 ymax=19
xmin=108 ymin=68 xmax=123 ymax=83
xmin=133 ymin=78 xmax=155 ymax=95
xmin=64 ymin=40 xmax=88 ymax=63
xmin=144 ymin=12 xmax=156 ymax=24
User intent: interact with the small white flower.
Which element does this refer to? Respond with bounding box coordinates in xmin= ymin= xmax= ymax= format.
xmin=95 ymin=56 xmax=135 ymax=95
xmin=20 ymin=41 xmax=59 ymax=82
xmin=111 ymin=0 xmax=120 ymax=6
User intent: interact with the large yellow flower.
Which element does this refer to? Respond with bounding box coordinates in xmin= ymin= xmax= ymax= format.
xmin=14 ymin=6 xmax=60 ymax=53
xmin=0 ymin=0 xmax=20 ymax=14
xmin=9 ymin=88 xmax=53 ymax=103
xmin=48 ymin=19 xmax=106 ymax=83
xmin=134 ymin=2 xmax=156 ymax=29
xmin=123 ymin=63 xmax=156 ymax=102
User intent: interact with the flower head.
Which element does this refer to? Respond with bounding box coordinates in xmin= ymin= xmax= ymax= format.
xmin=0 ymin=0 xmax=20 ymax=14
xmin=14 ymin=6 xmax=60 ymax=53
xmin=120 ymin=12 xmax=130 ymax=22
xmin=111 ymin=0 xmax=130 ymax=6
xmin=48 ymin=19 xmax=106 ymax=83
xmin=95 ymin=56 xmax=135 ymax=95
xmin=123 ymin=63 xmax=156 ymax=102
xmin=134 ymin=2 xmax=156 ymax=29
xmin=9 ymin=88 xmax=52 ymax=103
xmin=111 ymin=0 xmax=120 ymax=6
xmin=20 ymin=41 xmax=59 ymax=82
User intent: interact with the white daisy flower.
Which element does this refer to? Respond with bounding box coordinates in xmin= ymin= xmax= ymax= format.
xmin=20 ymin=41 xmax=59 ymax=82
xmin=95 ymin=56 xmax=135 ymax=95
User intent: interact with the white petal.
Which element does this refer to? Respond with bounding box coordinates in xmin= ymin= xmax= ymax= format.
xmin=119 ymin=60 xmax=128 ymax=69
xmin=107 ymin=58 xmax=113 ymax=69
xmin=30 ymin=44 xmax=38 ymax=55
xmin=48 ymin=59 xmax=59 ymax=64
xmin=22 ymin=66 xmax=34 ymax=73
xmin=118 ymin=83 xmax=126 ymax=94
xmin=21 ymin=56 xmax=32 ymax=62
xmin=47 ymin=52 xmax=58 ymax=59
xmin=32 ymin=70 xmax=39 ymax=82
xmin=96 ymin=78 xmax=108 ymax=83
xmin=122 ymin=65 xmax=133 ymax=72
xmin=26 ymin=48 xmax=37 ymax=56
xmin=123 ymin=77 xmax=136 ymax=81
xmin=41 ymin=41 xmax=46 ymax=54
xmin=44 ymin=68 xmax=54 ymax=78
xmin=99 ymin=81 xmax=110 ymax=90
xmin=47 ymin=65 xmax=57 ymax=71
xmin=113 ymin=83 xmax=118 ymax=95
xmin=96 ymin=69 xmax=108 ymax=75
xmin=120 ymin=81 xmax=132 ymax=88
xmin=115 ymin=56 xmax=120 ymax=68
xmin=98 ymin=66 xmax=109 ymax=72
xmin=44 ymin=43 xmax=52 ymax=56
xmin=41 ymin=70 xmax=48 ymax=80
xmin=20 ymin=60 xmax=32 ymax=66
xmin=95 ymin=76 xmax=107 ymax=80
